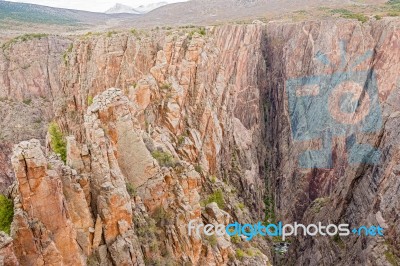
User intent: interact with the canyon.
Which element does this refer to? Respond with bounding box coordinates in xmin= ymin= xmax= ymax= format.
xmin=0 ymin=17 xmax=399 ymax=265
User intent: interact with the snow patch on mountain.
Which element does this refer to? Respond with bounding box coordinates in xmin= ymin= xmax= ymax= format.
xmin=105 ymin=2 xmax=168 ymax=14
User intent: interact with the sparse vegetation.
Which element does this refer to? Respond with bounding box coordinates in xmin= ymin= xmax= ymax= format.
xmin=333 ymin=234 xmax=345 ymax=249
xmin=23 ymin=98 xmax=32 ymax=105
xmin=188 ymin=27 xmax=207 ymax=40
xmin=152 ymin=206 xmax=172 ymax=225
xmin=107 ymin=31 xmax=117 ymax=37
xmin=202 ymin=190 xmax=225 ymax=209
xmin=130 ymin=28 xmax=140 ymax=37
xmin=331 ymin=9 xmax=369 ymax=23
xmin=236 ymin=248 xmax=246 ymax=260
xmin=237 ymin=202 xmax=245 ymax=211
xmin=160 ymin=83 xmax=172 ymax=91
xmin=311 ymin=197 xmax=329 ymax=213
xmin=177 ymin=136 xmax=185 ymax=146
xmin=388 ymin=11 xmax=400 ymax=16
xmin=48 ymin=122 xmax=67 ymax=163
xmin=151 ymin=150 xmax=176 ymax=167
xmin=194 ymin=164 xmax=203 ymax=174
xmin=63 ymin=43 xmax=73 ymax=65
xmin=126 ymin=183 xmax=136 ymax=197
xmin=87 ymin=95 xmax=93 ymax=106
xmin=385 ymin=250 xmax=399 ymax=266
xmin=2 ymin=33 xmax=48 ymax=50
xmin=0 ymin=194 xmax=14 ymax=235
xmin=206 ymin=235 xmax=218 ymax=247
xmin=230 ymin=234 xmax=241 ymax=244
xmin=86 ymin=254 xmax=99 ymax=266
xmin=264 ymin=195 xmax=276 ymax=223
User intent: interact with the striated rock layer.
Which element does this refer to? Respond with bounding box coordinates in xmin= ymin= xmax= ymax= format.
xmin=263 ymin=19 xmax=400 ymax=265
xmin=0 ymin=19 xmax=399 ymax=265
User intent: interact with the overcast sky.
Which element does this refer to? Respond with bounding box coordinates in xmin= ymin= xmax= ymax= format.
xmin=6 ymin=0 xmax=188 ymax=12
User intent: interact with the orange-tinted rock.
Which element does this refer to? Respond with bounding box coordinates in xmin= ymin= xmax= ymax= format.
xmin=11 ymin=140 xmax=85 ymax=266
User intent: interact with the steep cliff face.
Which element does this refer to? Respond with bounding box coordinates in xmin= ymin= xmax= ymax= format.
xmin=263 ymin=19 xmax=400 ymax=265
xmin=0 ymin=36 xmax=70 ymax=193
xmin=0 ymin=19 xmax=399 ymax=265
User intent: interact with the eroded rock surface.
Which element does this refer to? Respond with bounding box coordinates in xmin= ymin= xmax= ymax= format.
xmin=0 ymin=19 xmax=399 ymax=265
xmin=0 ymin=231 xmax=18 ymax=266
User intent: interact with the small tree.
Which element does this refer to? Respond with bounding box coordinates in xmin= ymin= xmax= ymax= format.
xmin=0 ymin=195 xmax=13 ymax=235
xmin=49 ymin=122 xmax=67 ymax=163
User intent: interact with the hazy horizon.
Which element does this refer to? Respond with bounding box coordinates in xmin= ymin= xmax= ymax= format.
xmin=5 ymin=0 xmax=189 ymax=12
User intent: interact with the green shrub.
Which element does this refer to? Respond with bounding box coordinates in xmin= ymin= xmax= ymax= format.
xmin=87 ymin=95 xmax=93 ymax=106
xmin=343 ymin=12 xmax=369 ymax=23
xmin=130 ymin=28 xmax=139 ymax=37
xmin=151 ymin=150 xmax=176 ymax=167
xmin=203 ymin=190 xmax=225 ymax=209
xmin=107 ymin=31 xmax=117 ymax=37
xmin=350 ymin=13 xmax=369 ymax=23
xmin=264 ymin=195 xmax=276 ymax=223
xmin=188 ymin=27 xmax=206 ymax=39
xmin=23 ymin=98 xmax=32 ymax=105
xmin=194 ymin=164 xmax=203 ymax=174
xmin=246 ymin=248 xmax=256 ymax=257
xmin=198 ymin=27 xmax=206 ymax=36
xmin=236 ymin=249 xmax=246 ymax=260
xmin=63 ymin=44 xmax=73 ymax=65
xmin=160 ymin=83 xmax=172 ymax=91
xmin=206 ymin=235 xmax=218 ymax=247
xmin=0 ymin=194 xmax=13 ymax=234
xmin=177 ymin=136 xmax=185 ymax=146
xmin=126 ymin=183 xmax=136 ymax=197
xmin=49 ymin=122 xmax=67 ymax=163
xmin=231 ymin=234 xmax=241 ymax=244
xmin=375 ymin=15 xmax=383 ymax=20
xmin=210 ymin=175 xmax=217 ymax=183
xmin=237 ymin=203 xmax=245 ymax=211
xmin=331 ymin=9 xmax=369 ymax=23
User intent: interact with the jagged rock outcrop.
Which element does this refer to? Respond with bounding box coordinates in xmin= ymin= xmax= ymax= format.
xmin=11 ymin=140 xmax=85 ymax=265
xmin=0 ymin=18 xmax=399 ymax=266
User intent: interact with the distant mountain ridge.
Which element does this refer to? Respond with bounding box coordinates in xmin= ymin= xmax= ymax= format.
xmin=105 ymin=3 xmax=141 ymax=14
xmin=0 ymin=0 xmax=141 ymax=25
xmin=105 ymin=2 xmax=168 ymax=14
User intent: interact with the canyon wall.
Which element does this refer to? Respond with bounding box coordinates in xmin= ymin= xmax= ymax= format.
xmin=264 ymin=19 xmax=400 ymax=265
xmin=0 ymin=19 xmax=399 ymax=265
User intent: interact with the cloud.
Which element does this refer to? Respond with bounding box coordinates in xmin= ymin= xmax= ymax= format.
xmin=6 ymin=0 xmax=188 ymax=12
